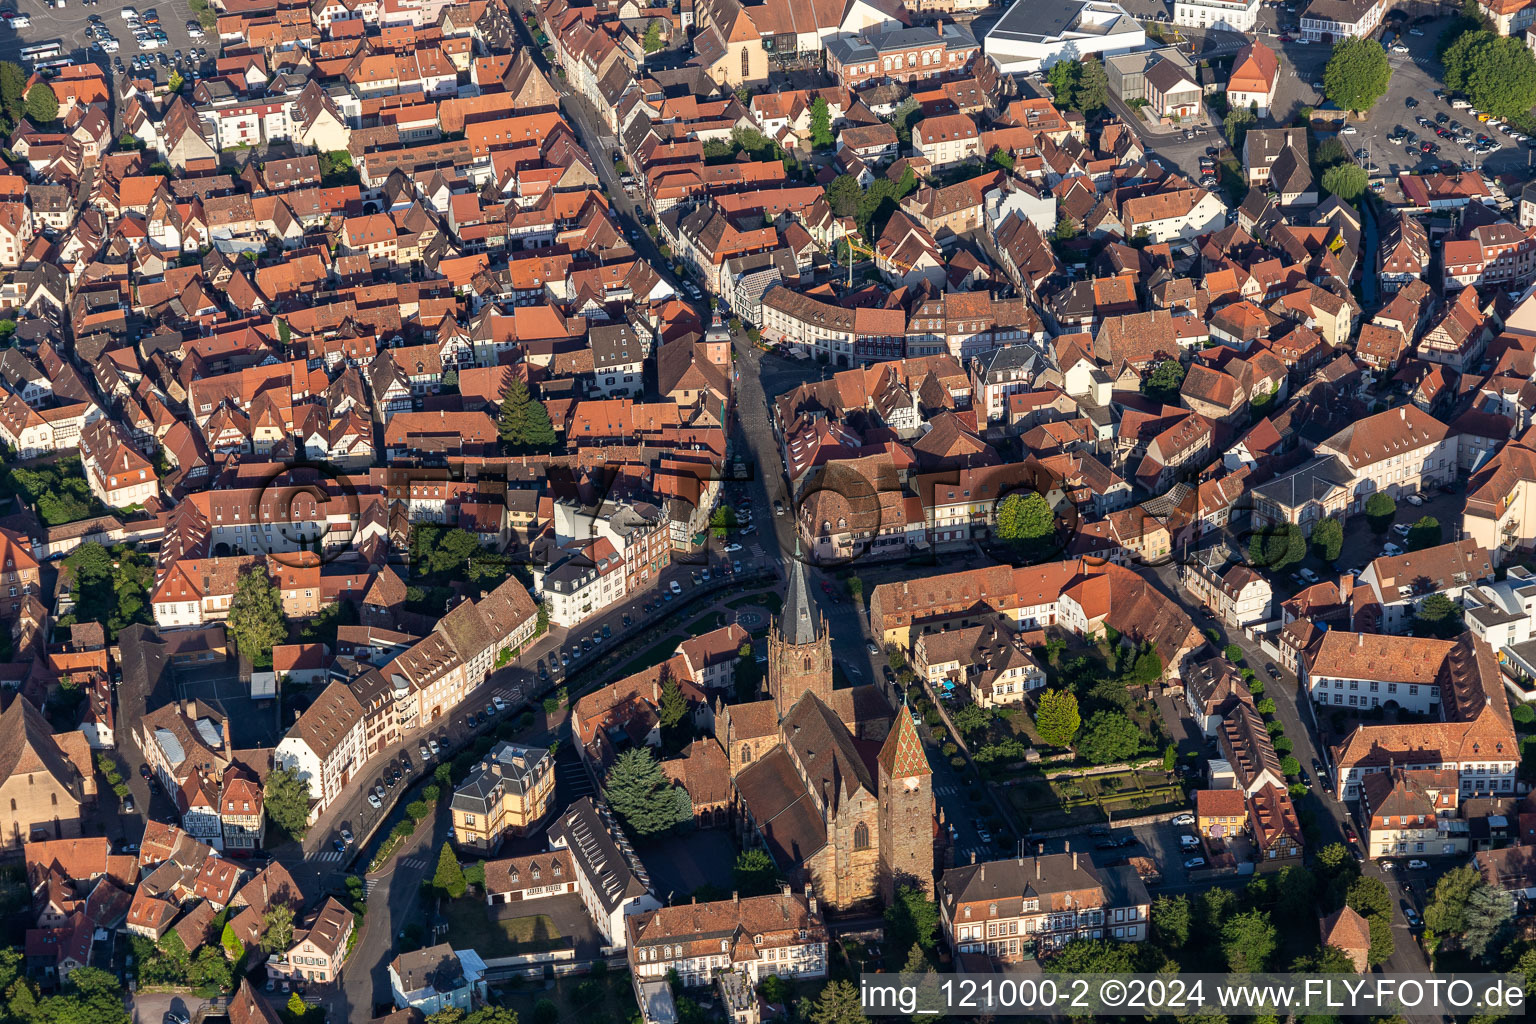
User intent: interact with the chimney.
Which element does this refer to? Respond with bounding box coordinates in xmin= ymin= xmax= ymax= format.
xmin=221 ymin=715 xmax=232 ymax=761
xmin=980 ymin=865 xmax=985 ymax=881
xmin=781 ymin=883 xmax=791 ymax=897
xmin=1035 ymin=856 xmax=1041 ymax=880
xmin=970 ymin=851 xmax=976 ymax=864
xmin=1072 ymin=851 xmax=1079 ymax=871
xmin=1358 ymin=632 xmax=1363 ymax=647
xmin=1338 ymin=573 xmax=1354 ymax=604
xmin=732 ymin=891 xmax=739 ymax=904
xmin=1400 ymin=408 xmax=1406 ymax=420
xmin=807 ymin=885 xmax=817 ymax=916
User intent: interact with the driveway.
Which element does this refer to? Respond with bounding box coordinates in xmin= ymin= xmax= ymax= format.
xmin=128 ymin=993 xmax=219 ymax=1024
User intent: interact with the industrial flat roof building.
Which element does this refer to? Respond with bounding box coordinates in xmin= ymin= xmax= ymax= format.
xmin=984 ymin=0 xmax=1146 ymax=73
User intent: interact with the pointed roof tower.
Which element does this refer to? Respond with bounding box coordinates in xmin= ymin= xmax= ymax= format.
xmin=779 ymin=544 xmax=821 ymax=647
xmin=879 ymin=706 xmax=932 ymax=780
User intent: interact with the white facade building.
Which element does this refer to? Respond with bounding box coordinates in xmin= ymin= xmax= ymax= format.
xmin=1173 ymin=0 xmax=1260 ymax=31
xmin=984 ymin=0 xmax=1146 ymax=72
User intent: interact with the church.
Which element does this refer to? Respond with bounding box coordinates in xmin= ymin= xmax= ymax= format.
xmin=716 ymin=556 xmax=937 ymax=909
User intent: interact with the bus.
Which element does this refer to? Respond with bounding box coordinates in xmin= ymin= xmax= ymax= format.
xmin=19 ymin=42 xmax=65 ymax=65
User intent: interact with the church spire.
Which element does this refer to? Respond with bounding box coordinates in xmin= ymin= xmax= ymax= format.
xmin=779 ymin=541 xmax=820 ymax=647
xmin=879 ymin=705 xmax=932 ymax=780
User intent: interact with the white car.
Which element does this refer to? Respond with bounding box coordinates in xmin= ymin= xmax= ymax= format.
xmin=1392 ymin=522 xmax=1411 ymax=536
xmin=120 ymin=5 xmax=138 ymax=18
xmin=724 ymin=543 xmax=742 ymax=553
xmin=428 ymin=739 xmax=440 ymax=756
xmin=1380 ymin=860 xmax=1396 ymax=870
xmin=669 ymin=580 xmax=682 ymax=595
xmin=1340 ymin=126 xmax=1358 ymax=135
xmin=420 ymin=744 xmax=431 ymax=760
xmin=1407 ymin=859 xmax=1428 ymax=869
xmin=1171 ymin=812 xmax=1195 ymax=826
xmin=367 ymin=791 xmax=382 ymax=809
xmin=1184 ymin=857 xmax=1206 ymax=869
xmin=492 ymin=696 xmax=507 ymax=712
xmin=1179 ymin=834 xmax=1200 ymax=848
xmin=1405 ymin=493 xmax=1425 ymax=506
xmin=1383 ymin=542 xmax=1403 ymax=556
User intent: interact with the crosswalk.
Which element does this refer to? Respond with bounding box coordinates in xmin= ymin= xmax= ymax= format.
xmin=399 ymin=854 xmax=429 ymax=870
xmin=935 ymin=784 xmax=960 ymax=797
xmin=312 ymin=849 xmax=349 ymax=864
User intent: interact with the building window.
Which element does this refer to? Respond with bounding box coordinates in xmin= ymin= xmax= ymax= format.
xmin=854 ymin=822 xmax=870 ymax=850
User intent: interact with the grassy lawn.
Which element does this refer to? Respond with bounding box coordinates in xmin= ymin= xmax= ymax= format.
xmin=610 ymin=633 xmax=686 ymax=678
xmin=438 ymin=900 xmax=566 ymax=957
xmin=1005 ymin=766 xmax=1186 ymax=831
xmin=726 ymin=592 xmax=783 ymax=615
xmin=681 ymin=611 xmax=725 ymax=635
xmin=491 ymin=969 xmax=633 ymax=1024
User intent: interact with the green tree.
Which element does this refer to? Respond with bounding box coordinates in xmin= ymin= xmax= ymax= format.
xmin=1321 ymin=162 xmax=1368 ymax=202
xmin=1075 ymin=57 xmax=1109 ymax=114
xmin=1442 ymin=30 xmax=1536 ymax=118
xmin=1424 ymin=863 xmax=1481 ymax=939
xmin=885 ymin=884 xmax=940 ymax=952
xmin=643 ymin=19 xmax=664 ymax=53
xmin=1221 ymin=909 xmax=1277 ymax=971
xmin=1324 ymin=37 xmax=1391 ymax=113
xmin=1280 ymin=755 xmax=1301 ymax=778
xmin=1034 ymin=689 xmax=1080 ymax=748
xmin=1152 ymin=893 xmax=1191 ymax=948
xmin=1078 ymin=710 xmax=1141 ymax=764
xmin=259 ymin=903 xmax=294 ymax=953
xmin=994 ymin=492 xmax=1055 ymax=557
xmin=989 ymin=147 xmax=1015 ymax=171
xmin=1249 ymin=524 xmax=1306 ymax=572
xmin=1415 ymin=593 xmax=1464 ymax=639
xmin=288 ymin=992 xmax=310 ymax=1022
xmin=1141 ymin=358 xmax=1186 ymax=404
xmin=264 ymin=765 xmax=311 ymax=839
xmin=1462 ymin=882 xmax=1514 ymax=958
xmin=603 ymin=747 xmax=687 ymax=836
xmin=24 ymin=83 xmax=58 ymax=125
xmin=1364 ymin=491 xmax=1397 ymax=533
xmin=1276 ymin=864 xmax=1318 ymax=920
xmin=227 ymin=565 xmax=288 ymax=669
xmin=1293 ymin=944 xmax=1358 ymax=973
xmin=658 ymin=677 xmax=688 ymax=729
xmin=1346 ymin=876 xmax=1391 ymax=920
xmin=434 ymin=842 xmax=467 ymax=899
xmin=1047 ymin=60 xmax=1081 ymax=110
xmin=951 ymin=703 xmax=991 ymax=739
xmin=36 ymin=968 xmax=130 ymax=1024
xmin=1043 ymin=938 xmax=1138 ymax=973
xmin=809 ymin=980 xmax=863 ymax=1024
xmin=1224 ymin=106 xmax=1257 ymax=152
xmin=1311 ymin=517 xmax=1344 ymax=563
xmin=0 ymin=61 xmax=26 ymax=122
xmin=497 ymin=377 xmax=556 ymax=451
xmin=188 ymin=945 xmax=232 ymax=991
xmin=1406 ymin=515 xmax=1441 ymax=551
xmin=809 ymin=97 xmax=835 ymax=149
xmin=733 ymin=848 xmax=779 ymax=897
xmin=825 ymin=174 xmax=862 ymax=218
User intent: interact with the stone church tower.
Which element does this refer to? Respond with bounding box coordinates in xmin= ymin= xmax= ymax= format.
xmin=878 ymin=706 xmax=935 ymax=902
xmin=767 ymin=554 xmax=833 ymax=719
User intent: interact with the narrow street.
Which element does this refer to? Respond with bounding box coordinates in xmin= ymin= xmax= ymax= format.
xmin=1144 ymin=562 xmax=1441 ymax=984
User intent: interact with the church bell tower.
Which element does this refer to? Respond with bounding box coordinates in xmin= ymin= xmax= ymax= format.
xmin=767 ymin=549 xmax=833 ymax=719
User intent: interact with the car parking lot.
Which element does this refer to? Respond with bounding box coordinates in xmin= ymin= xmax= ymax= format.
xmin=0 ymin=2 xmax=214 ymax=84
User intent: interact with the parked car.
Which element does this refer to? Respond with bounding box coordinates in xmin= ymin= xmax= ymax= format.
xmin=1265 ymin=663 xmax=1281 ymax=680
xmin=1171 ymin=812 xmax=1195 ymax=826
xmin=1184 ymin=857 xmax=1206 ymax=869
xmin=1405 ymin=492 xmax=1425 ymax=506
xmin=1407 ymin=858 xmax=1428 ymax=869
xmin=1179 ymin=834 xmax=1201 ymax=848
xmin=492 ymin=696 xmax=508 ymax=712
xmin=428 ymin=740 xmax=440 ymax=756
xmin=420 ymin=744 xmax=432 ymax=761
xmin=140 ymin=764 xmax=152 ymax=782
xmin=123 ymin=796 xmax=135 ymax=813
xmin=367 ymin=791 xmax=383 ymax=809
xmin=669 ymin=580 xmax=682 ymax=595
